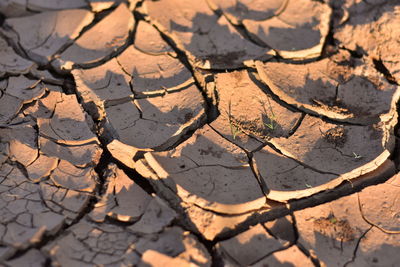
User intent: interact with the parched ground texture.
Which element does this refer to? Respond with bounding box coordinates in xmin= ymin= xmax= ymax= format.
xmin=0 ymin=0 xmax=399 ymax=266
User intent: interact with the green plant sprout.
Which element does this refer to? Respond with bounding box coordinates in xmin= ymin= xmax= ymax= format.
xmin=227 ymin=100 xmax=242 ymax=140
xmin=305 ymin=183 xmax=312 ymax=188
xmin=329 ymin=217 xmax=338 ymax=224
xmin=352 ymin=152 xmax=362 ymax=159
xmin=264 ymin=114 xmax=277 ymax=130
xmin=260 ymin=96 xmax=277 ymax=131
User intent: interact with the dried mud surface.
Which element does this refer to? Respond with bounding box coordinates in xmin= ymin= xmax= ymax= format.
xmin=0 ymin=0 xmax=399 ymax=266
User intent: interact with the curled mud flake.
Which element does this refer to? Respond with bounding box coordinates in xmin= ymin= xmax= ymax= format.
xmin=264 ymin=216 xmax=295 ymax=244
xmin=72 ymin=58 xmax=132 ymax=107
xmin=50 ymin=160 xmax=97 ymax=192
xmin=2 ymin=9 xmax=94 ymax=64
xmin=29 ymin=66 xmax=64 ymax=86
xmin=26 ymin=154 xmax=58 ymax=183
xmin=134 ymin=20 xmax=175 ymax=55
xmin=217 ymin=224 xmax=284 ymax=266
xmin=128 ymin=196 xmax=177 ymax=235
xmin=23 ymin=90 xmax=63 ymax=119
xmin=107 ymin=139 xmax=140 ymax=169
xmin=38 ymin=94 xmax=98 ymax=145
xmin=294 ymin=193 xmax=371 ymax=266
xmin=137 ymin=124 xmax=265 ymax=215
xmin=207 ymin=0 xmax=288 ymax=24
xmin=136 ymin=157 xmax=279 ymax=241
xmin=26 ymin=0 xmax=88 ymax=11
xmin=116 ymin=45 xmax=193 ymax=96
xmin=52 ymin=3 xmax=133 ymax=71
xmin=4 ymin=75 xmax=45 ymax=104
xmin=90 ymin=164 xmax=152 ymax=223
xmin=271 ymin=115 xmax=394 ymax=181
xmin=210 ymin=70 xmax=302 ymax=150
xmin=135 ymin=226 xmax=211 ymax=266
xmin=253 ymin=146 xmax=337 ymax=201
xmin=103 ymin=84 xmax=205 ymax=150
xmin=0 ymin=124 xmax=38 ymax=167
xmin=88 ymin=0 xmax=125 ymax=12
xmin=39 ymin=137 xmax=102 ymax=167
xmin=143 ymin=0 xmax=271 ymax=69
xmin=4 ymin=249 xmax=46 ymax=267
xmin=322 ymin=126 xmax=347 ymax=147
xmin=256 ymin=51 xmax=400 ymax=124
xmin=0 ymin=35 xmax=33 ymax=76
xmin=250 ymin=245 xmax=313 ymax=267
xmin=0 ymin=94 xmax=23 ymax=125
xmin=239 ymin=0 xmax=331 ymax=59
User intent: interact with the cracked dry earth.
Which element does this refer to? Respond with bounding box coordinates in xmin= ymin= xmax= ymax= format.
xmin=0 ymin=0 xmax=400 ymax=266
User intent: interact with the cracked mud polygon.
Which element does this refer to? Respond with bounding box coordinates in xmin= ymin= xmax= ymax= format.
xmin=0 ymin=0 xmax=399 ymax=266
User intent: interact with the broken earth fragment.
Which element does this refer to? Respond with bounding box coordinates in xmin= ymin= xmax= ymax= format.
xmin=26 ymin=154 xmax=58 ymax=182
xmin=217 ymin=224 xmax=284 ymax=266
xmin=251 ymin=245 xmax=313 ymax=267
xmin=107 ymin=139 xmax=140 ymax=169
xmin=88 ymin=0 xmax=125 ymax=12
xmin=39 ymin=137 xmax=102 ymax=167
xmin=0 ymin=35 xmax=33 ymax=76
xmin=116 ymin=45 xmax=193 ymax=96
xmin=143 ymin=0 xmax=270 ymax=69
xmin=271 ymin=115 xmax=394 ymax=182
xmin=137 ymin=124 xmax=266 ymax=214
xmin=1 ymin=123 xmax=38 ymax=166
xmin=134 ymin=20 xmax=175 ymax=55
xmin=27 ymin=0 xmax=88 ymax=11
xmin=52 ymin=3 xmax=133 ymax=71
xmin=206 ymin=0 xmax=288 ymax=24
xmin=211 ymin=70 xmax=302 ymax=147
xmin=211 ymin=0 xmax=331 ymax=58
xmin=103 ymin=84 xmax=205 ymax=150
xmin=2 ymin=9 xmax=94 ymax=64
xmin=90 ymin=164 xmax=152 ymax=223
xmin=256 ymin=52 xmax=400 ymax=124
xmin=128 ymin=196 xmax=177 ymax=234
xmin=5 ymin=75 xmax=45 ymax=103
xmin=50 ymin=160 xmax=97 ymax=192
xmin=37 ymin=94 xmax=98 ymax=145
xmin=253 ymin=145 xmax=337 ymax=201
xmin=4 ymin=249 xmax=46 ymax=267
